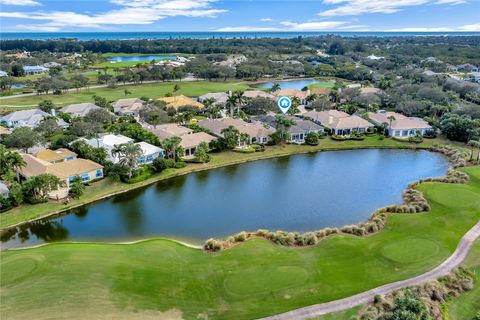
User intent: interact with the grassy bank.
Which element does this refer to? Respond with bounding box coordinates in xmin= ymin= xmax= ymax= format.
xmin=1 ymin=166 xmax=479 ymax=319
xmin=0 ymin=136 xmax=455 ymax=230
xmin=0 ymin=80 xmax=251 ymax=108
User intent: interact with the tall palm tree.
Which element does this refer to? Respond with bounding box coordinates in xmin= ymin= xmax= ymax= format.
xmin=467 ymin=140 xmax=480 ymax=162
xmin=118 ymin=143 xmax=143 ymax=179
xmin=203 ymin=97 xmax=216 ymax=110
xmin=275 ymin=115 xmax=295 ymax=144
xmin=161 ymin=136 xmax=182 ymax=161
xmin=387 ymin=115 xmax=396 ymax=128
xmin=232 ymin=90 xmax=247 ymax=115
xmin=111 ymin=144 xmax=124 ymax=163
xmin=226 ymin=95 xmax=237 ymax=117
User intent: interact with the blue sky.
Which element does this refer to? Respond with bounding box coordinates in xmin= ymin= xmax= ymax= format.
xmin=0 ymin=0 xmax=479 ymax=32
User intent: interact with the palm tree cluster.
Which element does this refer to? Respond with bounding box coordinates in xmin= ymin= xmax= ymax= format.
xmin=112 ymin=143 xmax=143 ymax=179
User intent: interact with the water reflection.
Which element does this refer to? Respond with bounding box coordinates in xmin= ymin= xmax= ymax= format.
xmin=1 ymin=220 xmax=69 ymax=244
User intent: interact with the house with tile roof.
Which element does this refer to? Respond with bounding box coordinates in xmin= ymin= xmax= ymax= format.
xmin=198 ymin=118 xmax=275 ymax=145
xmin=112 ymin=98 xmax=145 ymax=117
xmin=18 ymin=151 xmax=104 ymax=199
xmin=180 ymin=132 xmax=217 ymax=158
xmin=367 ymin=111 xmax=433 ymax=138
xmin=303 ymin=110 xmax=373 ymax=136
xmin=251 ymin=115 xmax=323 ymax=144
xmin=158 ymin=95 xmax=204 ymax=110
xmin=0 ymin=109 xmax=68 ymax=129
xmin=61 ymin=103 xmax=102 ymax=118
xmin=147 ymin=123 xmax=194 ymax=140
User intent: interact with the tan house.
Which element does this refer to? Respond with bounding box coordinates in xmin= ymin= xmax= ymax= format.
xmin=303 ymin=110 xmax=373 ymax=135
xmin=0 ymin=126 xmax=11 ymax=135
xmin=243 ymin=90 xmax=276 ymax=100
xmin=158 ymin=95 xmax=204 ymax=110
xmin=198 ymin=118 xmax=275 ymax=145
xmin=274 ymin=89 xmax=311 ymax=104
xmin=113 ymin=98 xmax=145 ymax=117
xmin=148 ymin=123 xmax=194 ymax=140
xmin=61 ymin=103 xmax=102 ymax=118
xmin=18 ymin=150 xmax=104 ymax=199
xmin=180 ymin=132 xmax=216 ymax=158
xmin=367 ymin=111 xmax=433 ymax=137
xmin=309 ymin=87 xmax=331 ymax=96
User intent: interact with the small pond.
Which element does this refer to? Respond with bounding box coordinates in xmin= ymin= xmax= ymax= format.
xmin=107 ymin=55 xmax=177 ymax=62
xmin=256 ymin=79 xmax=329 ymax=90
xmin=1 ymin=149 xmax=450 ymax=249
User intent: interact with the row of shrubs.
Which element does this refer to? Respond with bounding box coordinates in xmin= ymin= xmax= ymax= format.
xmin=359 ymin=267 xmax=476 ymax=320
xmin=204 ymin=212 xmax=388 ymax=252
xmin=430 ymin=144 xmax=468 ymax=168
xmin=331 ymin=133 xmax=366 ymax=141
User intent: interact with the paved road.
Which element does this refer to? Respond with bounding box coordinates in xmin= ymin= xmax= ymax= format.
xmin=259 ymin=221 xmax=480 ymax=320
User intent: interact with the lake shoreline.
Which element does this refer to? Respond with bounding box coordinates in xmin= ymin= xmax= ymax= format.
xmin=0 ymin=139 xmax=443 ymax=233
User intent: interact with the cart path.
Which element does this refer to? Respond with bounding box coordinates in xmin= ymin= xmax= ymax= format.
xmin=260 ymin=221 xmax=480 ymax=320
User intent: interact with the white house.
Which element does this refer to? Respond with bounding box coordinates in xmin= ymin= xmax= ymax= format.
xmin=0 ymin=109 xmax=68 ymax=129
xmin=77 ymin=134 xmax=164 ymax=165
xmin=23 ymin=65 xmax=49 ymax=74
xmin=367 ymin=111 xmax=433 ymax=137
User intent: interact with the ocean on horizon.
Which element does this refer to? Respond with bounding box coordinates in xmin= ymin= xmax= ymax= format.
xmin=1 ymin=31 xmax=480 ymax=41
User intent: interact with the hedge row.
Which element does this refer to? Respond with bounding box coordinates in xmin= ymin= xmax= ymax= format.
xmin=430 ymin=144 xmax=468 ymax=168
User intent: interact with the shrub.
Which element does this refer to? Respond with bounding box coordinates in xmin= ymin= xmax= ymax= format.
xmin=408 ymin=135 xmax=424 ymax=144
xmin=233 ymin=146 xmax=256 ymax=153
xmin=305 ymin=132 xmax=319 ymax=145
xmin=174 ymin=161 xmax=187 ymax=169
xmin=378 ymin=135 xmax=384 ymax=140
xmin=233 ymin=231 xmax=248 ymax=242
xmin=251 ymin=144 xmax=266 ymax=152
xmin=331 ymin=135 xmax=348 ymax=141
xmin=204 ymin=238 xmax=223 ymax=252
xmin=152 ymin=157 xmax=175 ymax=172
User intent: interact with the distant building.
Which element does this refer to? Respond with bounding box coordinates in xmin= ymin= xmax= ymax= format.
xmin=61 ymin=103 xmax=102 ymax=118
xmin=23 ymin=65 xmax=49 ymax=75
xmin=147 ymin=123 xmax=193 ymax=140
xmin=0 ymin=109 xmax=68 ymax=129
xmin=112 ymin=98 xmax=145 ymax=117
xmin=0 ymin=70 xmax=8 ymax=77
xmin=367 ymin=111 xmax=433 ymax=137
xmin=243 ymin=90 xmax=276 ymax=100
xmin=367 ymin=54 xmax=384 ymax=60
xmin=198 ymin=92 xmax=230 ymax=105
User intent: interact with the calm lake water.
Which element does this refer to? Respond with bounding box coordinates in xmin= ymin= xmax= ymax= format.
xmin=107 ymin=55 xmax=177 ymax=62
xmin=1 ymin=149 xmax=449 ymax=249
xmin=257 ymin=79 xmax=326 ymax=90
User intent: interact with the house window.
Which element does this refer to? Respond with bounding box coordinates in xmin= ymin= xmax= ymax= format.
xmin=402 ymin=130 xmax=408 ymax=136
xmin=66 ymin=156 xmax=74 ymax=161
xmin=96 ymin=169 xmax=103 ymax=178
xmin=81 ymin=173 xmax=90 ymax=182
xmin=69 ymin=176 xmax=77 ymax=183
xmin=146 ymin=154 xmax=153 ymax=162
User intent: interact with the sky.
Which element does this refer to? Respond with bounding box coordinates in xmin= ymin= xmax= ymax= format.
xmin=0 ymin=0 xmax=479 ymax=33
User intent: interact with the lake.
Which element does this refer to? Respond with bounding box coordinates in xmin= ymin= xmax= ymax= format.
xmin=257 ymin=79 xmax=329 ymax=90
xmin=1 ymin=149 xmax=449 ymax=249
xmin=107 ymin=55 xmax=177 ymax=62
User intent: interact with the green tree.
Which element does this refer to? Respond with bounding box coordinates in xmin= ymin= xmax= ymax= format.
xmin=270 ymin=82 xmax=281 ymax=93
xmin=35 ymin=117 xmax=63 ymax=138
xmin=69 ymin=177 xmax=86 ymax=199
xmin=274 ymin=115 xmax=295 ymax=144
xmin=4 ymin=127 xmax=40 ymax=153
xmin=305 ymin=132 xmax=319 ymax=145
xmin=22 ymin=174 xmax=62 ymax=201
xmin=193 ymin=142 xmax=210 ymax=163
xmin=92 ymin=95 xmax=112 ymax=111
xmin=38 ymin=100 xmax=55 ymax=113
xmin=220 ymin=126 xmax=240 ymax=149
xmin=117 ymin=143 xmax=143 ymax=179
xmin=161 ymin=136 xmax=183 ymax=161
xmin=0 ymin=145 xmax=25 ymax=182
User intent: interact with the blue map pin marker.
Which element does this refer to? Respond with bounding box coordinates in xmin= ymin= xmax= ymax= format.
xmin=277 ymin=96 xmax=292 ymax=114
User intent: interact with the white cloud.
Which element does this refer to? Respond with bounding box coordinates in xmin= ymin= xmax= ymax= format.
xmin=0 ymin=0 xmax=40 ymax=6
xmin=260 ymin=18 xmax=274 ymax=22
xmin=216 ymin=26 xmax=281 ymax=32
xmin=1 ymin=0 xmax=226 ymax=31
xmin=458 ymin=23 xmax=480 ymax=31
xmin=385 ymin=27 xmax=455 ymax=31
xmin=435 ymin=0 xmax=466 ymax=4
xmin=280 ymin=20 xmax=348 ymax=30
xmin=319 ymin=0 xmax=466 ymax=16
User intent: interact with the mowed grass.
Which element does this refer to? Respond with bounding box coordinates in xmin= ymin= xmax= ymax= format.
xmin=0 ymin=80 xmax=251 ymax=108
xmin=308 ymin=81 xmax=336 ymax=89
xmin=0 ymin=136 xmax=454 ymax=229
xmin=1 ymin=167 xmax=479 ymax=320
xmin=447 ymin=240 xmax=480 ymax=319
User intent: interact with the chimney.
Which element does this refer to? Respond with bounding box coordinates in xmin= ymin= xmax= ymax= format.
xmin=51 ymin=108 xmax=56 ymax=116
xmin=328 ymin=115 xmax=334 ymax=124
